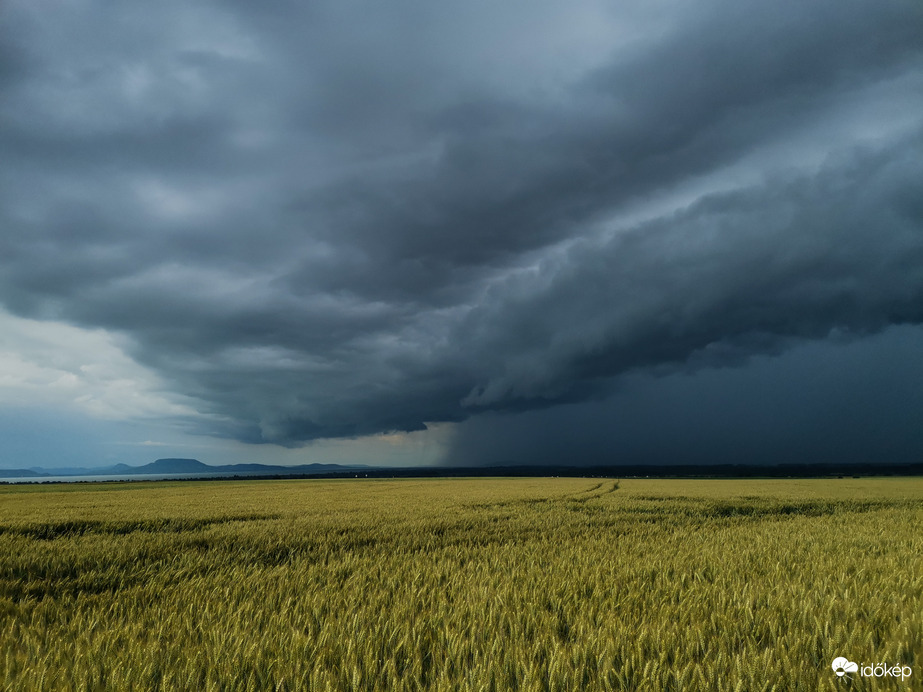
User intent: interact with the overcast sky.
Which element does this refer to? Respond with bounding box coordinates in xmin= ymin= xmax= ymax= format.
xmin=1 ymin=0 xmax=922 ymax=469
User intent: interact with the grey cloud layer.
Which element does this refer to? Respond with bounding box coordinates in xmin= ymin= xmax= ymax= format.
xmin=1 ymin=0 xmax=922 ymax=446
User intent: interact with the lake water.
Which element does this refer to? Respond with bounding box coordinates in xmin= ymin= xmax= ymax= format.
xmin=1 ymin=472 xmax=238 ymax=484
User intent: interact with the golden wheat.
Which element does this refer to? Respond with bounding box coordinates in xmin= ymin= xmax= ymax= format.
xmin=0 ymin=477 xmax=920 ymax=691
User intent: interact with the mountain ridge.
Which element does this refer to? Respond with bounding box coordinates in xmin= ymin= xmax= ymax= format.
xmin=0 ymin=458 xmax=369 ymax=478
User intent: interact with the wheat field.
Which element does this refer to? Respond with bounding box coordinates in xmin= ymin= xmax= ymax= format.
xmin=1 ymin=477 xmax=920 ymax=691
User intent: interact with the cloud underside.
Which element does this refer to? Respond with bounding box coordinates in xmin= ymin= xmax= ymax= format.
xmin=1 ymin=0 xmax=922 ymax=448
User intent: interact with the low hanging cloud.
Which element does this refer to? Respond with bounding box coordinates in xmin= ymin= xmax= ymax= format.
xmin=1 ymin=0 xmax=922 ymax=450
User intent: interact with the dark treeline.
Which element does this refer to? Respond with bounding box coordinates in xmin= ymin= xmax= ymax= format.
xmin=111 ymin=462 xmax=923 ymax=482
xmin=5 ymin=463 xmax=921 ymax=485
xmin=263 ymin=462 xmax=922 ymax=480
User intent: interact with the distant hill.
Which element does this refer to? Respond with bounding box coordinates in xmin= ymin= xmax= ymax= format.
xmin=0 ymin=468 xmax=48 ymax=478
xmin=133 ymin=458 xmax=212 ymax=474
xmin=119 ymin=458 xmax=371 ymax=476
xmin=0 ymin=458 xmax=370 ymax=479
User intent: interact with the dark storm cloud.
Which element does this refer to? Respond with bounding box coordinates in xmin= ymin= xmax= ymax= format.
xmin=455 ymin=139 xmax=923 ymax=409
xmin=1 ymin=0 xmax=922 ymax=450
xmin=445 ymin=325 xmax=923 ymax=466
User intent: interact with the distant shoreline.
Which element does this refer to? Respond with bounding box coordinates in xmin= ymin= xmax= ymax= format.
xmin=2 ymin=462 xmax=921 ymax=484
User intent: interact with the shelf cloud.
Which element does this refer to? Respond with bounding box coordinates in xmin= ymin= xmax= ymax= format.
xmin=2 ymin=0 xmax=922 ymax=462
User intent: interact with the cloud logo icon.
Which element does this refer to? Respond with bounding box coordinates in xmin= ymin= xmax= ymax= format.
xmin=832 ymin=657 xmax=859 ymax=677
